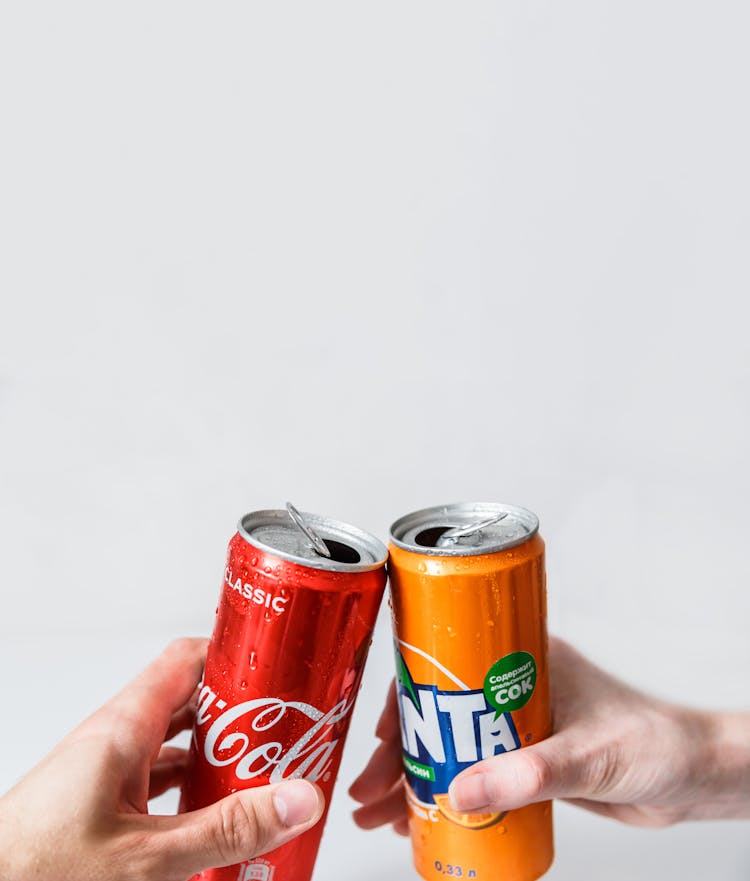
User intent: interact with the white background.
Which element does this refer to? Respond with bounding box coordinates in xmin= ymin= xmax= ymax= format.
xmin=1 ymin=2 xmax=749 ymax=878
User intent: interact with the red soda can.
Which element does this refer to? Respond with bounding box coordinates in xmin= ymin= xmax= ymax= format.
xmin=180 ymin=505 xmax=388 ymax=881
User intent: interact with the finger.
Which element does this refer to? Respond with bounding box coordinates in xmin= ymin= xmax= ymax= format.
xmin=78 ymin=638 xmax=208 ymax=757
xmin=165 ymin=701 xmax=197 ymax=742
xmin=392 ymin=816 xmax=410 ymax=837
xmin=563 ymin=798 xmax=675 ymax=828
xmin=375 ymin=680 xmax=401 ymax=742
xmin=352 ymin=779 xmax=407 ymax=830
xmin=148 ymin=746 xmax=191 ymax=799
xmin=448 ymin=736 xmax=584 ymax=813
xmin=153 ymin=746 xmax=190 ymax=766
xmin=349 ymin=738 xmax=404 ymax=803
xmin=145 ymin=780 xmax=324 ymax=879
xmin=149 ymin=761 xmax=189 ymax=799
xmin=562 ymin=797 xmax=619 ymax=818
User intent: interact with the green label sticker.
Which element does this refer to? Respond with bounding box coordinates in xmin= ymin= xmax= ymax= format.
xmin=403 ymin=754 xmax=436 ymax=781
xmin=484 ymin=651 xmax=537 ymax=716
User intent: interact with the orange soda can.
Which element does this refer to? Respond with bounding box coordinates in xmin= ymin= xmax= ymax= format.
xmin=388 ymin=503 xmax=553 ymax=881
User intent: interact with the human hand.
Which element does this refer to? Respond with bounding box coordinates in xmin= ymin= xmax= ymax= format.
xmin=350 ymin=637 xmax=750 ymax=830
xmin=0 ymin=638 xmax=324 ymax=881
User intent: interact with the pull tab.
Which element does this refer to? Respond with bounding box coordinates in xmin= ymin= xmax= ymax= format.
xmin=286 ymin=502 xmax=332 ymax=558
xmin=436 ymin=512 xmax=509 ymax=548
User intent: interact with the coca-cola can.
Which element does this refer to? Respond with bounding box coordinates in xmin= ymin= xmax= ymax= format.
xmin=180 ymin=506 xmax=388 ymax=881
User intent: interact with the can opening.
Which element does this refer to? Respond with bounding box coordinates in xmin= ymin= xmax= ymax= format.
xmin=414 ymin=526 xmax=452 ymax=548
xmin=323 ymin=539 xmax=361 ymax=564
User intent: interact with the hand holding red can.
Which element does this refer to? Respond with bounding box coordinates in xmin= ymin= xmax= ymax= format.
xmin=180 ymin=506 xmax=388 ymax=881
xmin=0 ymin=638 xmax=325 ymax=881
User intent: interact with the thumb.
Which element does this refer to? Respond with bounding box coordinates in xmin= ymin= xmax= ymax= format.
xmin=154 ymin=780 xmax=325 ymax=879
xmin=449 ymin=737 xmax=584 ymax=813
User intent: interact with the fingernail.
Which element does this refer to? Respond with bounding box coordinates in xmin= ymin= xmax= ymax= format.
xmin=273 ymin=780 xmax=321 ymax=828
xmin=449 ymin=774 xmax=494 ymax=812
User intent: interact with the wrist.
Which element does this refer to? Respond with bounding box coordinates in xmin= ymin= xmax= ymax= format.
xmin=690 ymin=708 xmax=750 ymax=820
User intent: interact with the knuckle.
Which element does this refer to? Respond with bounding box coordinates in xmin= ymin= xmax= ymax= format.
xmin=521 ymin=750 xmax=554 ymax=800
xmin=583 ymin=741 xmax=622 ymax=796
xmin=101 ymin=705 xmax=142 ymax=756
xmin=548 ymin=635 xmax=574 ymax=662
xmin=165 ymin=637 xmax=202 ymax=660
xmin=214 ymin=797 xmax=261 ymax=863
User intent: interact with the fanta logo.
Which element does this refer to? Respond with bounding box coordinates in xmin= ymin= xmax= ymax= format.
xmin=399 ymin=686 xmax=519 ymax=764
xmin=225 ymin=566 xmax=290 ymax=614
xmin=395 ymin=647 xmax=521 ymax=803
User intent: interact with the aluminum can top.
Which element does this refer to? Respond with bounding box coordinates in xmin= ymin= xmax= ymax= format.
xmin=389 ymin=501 xmax=539 ymax=557
xmin=238 ymin=508 xmax=388 ymax=573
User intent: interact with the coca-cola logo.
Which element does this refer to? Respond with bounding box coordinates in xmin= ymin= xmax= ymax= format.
xmin=195 ymin=684 xmax=354 ymax=784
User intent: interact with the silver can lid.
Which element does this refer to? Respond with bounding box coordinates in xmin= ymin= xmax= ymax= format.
xmin=389 ymin=502 xmax=539 ymax=557
xmin=239 ymin=508 xmax=388 ymax=573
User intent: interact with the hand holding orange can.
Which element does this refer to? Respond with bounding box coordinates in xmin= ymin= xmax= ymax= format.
xmin=388 ymin=503 xmax=554 ymax=881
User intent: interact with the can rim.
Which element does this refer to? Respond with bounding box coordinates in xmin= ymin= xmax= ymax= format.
xmin=389 ymin=501 xmax=539 ymax=557
xmin=238 ymin=509 xmax=388 ymax=573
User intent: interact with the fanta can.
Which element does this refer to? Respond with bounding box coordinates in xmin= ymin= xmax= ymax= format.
xmin=388 ymin=502 xmax=553 ymax=881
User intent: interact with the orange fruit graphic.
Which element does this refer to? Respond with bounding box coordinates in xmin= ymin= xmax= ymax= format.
xmin=432 ymin=793 xmax=505 ymax=830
